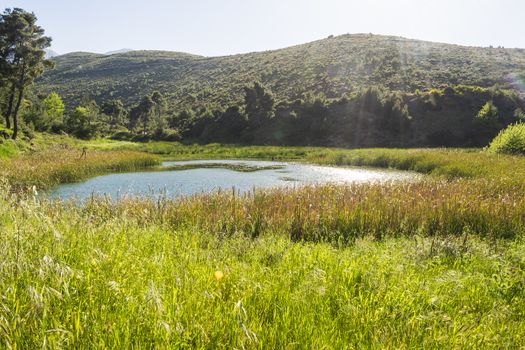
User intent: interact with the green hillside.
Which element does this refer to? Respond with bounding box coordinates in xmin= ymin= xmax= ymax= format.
xmin=37 ymin=34 xmax=525 ymax=110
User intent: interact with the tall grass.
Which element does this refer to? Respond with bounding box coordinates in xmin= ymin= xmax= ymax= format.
xmin=0 ymin=139 xmax=24 ymax=160
xmin=1 ymin=140 xmax=525 ymax=347
xmin=0 ymin=146 xmax=160 ymax=190
xmin=307 ymin=148 xmax=525 ymax=182
xmin=75 ymin=179 xmax=525 ymax=242
xmin=0 ymin=185 xmax=524 ymax=348
xmin=92 ymin=140 xmax=525 ymax=182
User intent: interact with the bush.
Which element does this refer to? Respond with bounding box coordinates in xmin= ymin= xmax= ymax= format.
xmin=110 ymin=130 xmax=134 ymax=141
xmin=487 ymin=123 xmax=525 ymax=155
xmin=0 ymin=138 xmax=21 ymax=159
xmin=159 ymin=129 xmax=181 ymax=142
xmin=0 ymin=126 xmax=12 ymax=139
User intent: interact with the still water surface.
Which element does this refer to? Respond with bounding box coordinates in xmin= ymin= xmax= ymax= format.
xmin=47 ymin=159 xmax=417 ymax=201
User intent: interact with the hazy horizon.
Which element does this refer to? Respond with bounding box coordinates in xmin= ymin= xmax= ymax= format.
xmin=4 ymin=0 xmax=525 ymax=56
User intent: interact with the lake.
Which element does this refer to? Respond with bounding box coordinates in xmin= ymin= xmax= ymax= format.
xmin=47 ymin=159 xmax=418 ymax=201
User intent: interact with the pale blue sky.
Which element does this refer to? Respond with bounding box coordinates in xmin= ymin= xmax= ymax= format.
xmin=3 ymin=0 xmax=525 ymax=56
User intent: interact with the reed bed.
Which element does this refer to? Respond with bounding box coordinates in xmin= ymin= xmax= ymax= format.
xmin=68 ymin=178 xmax=525 ymax=243
xmin=0 ymin=146 xmax=160 ymax=190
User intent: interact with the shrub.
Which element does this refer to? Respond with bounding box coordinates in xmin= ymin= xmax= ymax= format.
xmin=487 ymin=123 xmax=525 ymax=155
xmin=110 ymin=130 xmax=134 ymax=141
xmin=477 ymin=101 xmax=499 ymax=121
xmin=160 ymin=129 xmax=181 ymax=142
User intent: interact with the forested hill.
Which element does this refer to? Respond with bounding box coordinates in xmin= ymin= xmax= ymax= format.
xmin=37 ymin=34 xmax=525 ymax=110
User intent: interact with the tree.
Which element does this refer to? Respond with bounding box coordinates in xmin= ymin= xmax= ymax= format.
xmin=472 ymin=100 xmax=502 ymax=144
xmin=378 ymin=92 xmax=412 ymax=146
xmin=244 ymin=82 xmax=274 ymax=128
xmin=219 ymin=105 xmax=247 ymax=135
xmin=288 ymin=93 xmax=330 ymax=145
xmin=0 ymin=13 xmax=15 ymax=129
xmin=65 ymin=105 xmax=97 ymax=139
xmin=41 ymin=92 xmax=64 ymax=130
xmin=150 ymin=91 xmax=168 ymax=136
xmin=0 ymin=8 xmax=53 ymax=139
xmin=128 ymin=104 xmax=141 ymax=132
xmin=477 ymin=100 xmax=499 ymax=121
xmin=169 ymin=108 xmax=197 ymax=137
xmin=0 ymin=84 xmax=9 ymax=126
xmin=151 ymin=91 xmax=167 ymax=118
xmin=101 ymin=99 xmax=126 ymax=130
xmin=137 ymin=95 xmax=155 ymax=135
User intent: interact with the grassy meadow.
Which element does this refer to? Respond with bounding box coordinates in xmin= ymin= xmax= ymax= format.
xmin=1 ymin=138 xmax=524 ymax=348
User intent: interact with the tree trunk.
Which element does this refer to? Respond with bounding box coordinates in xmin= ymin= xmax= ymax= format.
xmin=4 ymin=83 xmax=16 ymax=129
xmin=12 ymin=86 xmax=24 ymax=140
xmin=12 ymin=62 xmax=26 ymax=140
xmin=4 ymin=57 xmax=21 ymax=130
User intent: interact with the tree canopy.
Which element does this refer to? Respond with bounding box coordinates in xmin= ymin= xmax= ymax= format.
xmin=0 ymin=7 xmax=52 ymax=139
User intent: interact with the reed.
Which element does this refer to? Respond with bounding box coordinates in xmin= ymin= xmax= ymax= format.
xmin=72 ymin=178 xmax=525 ymax=243
xmin=0 ymin=146 xmax=160 ymax=190
xmin=97 ymin=140 xmax=525 ymax=182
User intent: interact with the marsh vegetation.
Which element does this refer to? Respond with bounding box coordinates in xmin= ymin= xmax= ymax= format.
xmin=0 ymin=140 xmax=524 ymax=348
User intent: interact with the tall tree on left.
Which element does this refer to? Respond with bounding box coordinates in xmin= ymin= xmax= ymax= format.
xmin=0 ymin=8 xmax=53 ymax=139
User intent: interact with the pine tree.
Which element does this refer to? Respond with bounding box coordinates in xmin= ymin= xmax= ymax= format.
xmin=0 ymin=8 xmax=53 ymax=139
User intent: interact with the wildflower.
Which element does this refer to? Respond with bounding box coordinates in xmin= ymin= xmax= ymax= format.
xmin=214 ymin=270 xmax=224 ymax=281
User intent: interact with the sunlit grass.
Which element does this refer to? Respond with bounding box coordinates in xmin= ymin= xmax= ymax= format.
xmin=96 ymin=141 xmax=525 ymax=182
xmin=0 ymin=146 xmax=160 ymax=190
xmin=0 ymin=139 xmax=24 ymax=160
xmin=1 ymin=139 xmax=525 ymax=348
xmin=1 ymin=187 xmax=524 ymax=348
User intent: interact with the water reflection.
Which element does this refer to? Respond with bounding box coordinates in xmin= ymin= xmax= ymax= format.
xmin=47 ymin=160 xmax=418 ymax=201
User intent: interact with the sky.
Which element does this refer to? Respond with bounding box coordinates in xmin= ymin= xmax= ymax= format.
xmin=3 ymin=0 xmax=525 ymax=56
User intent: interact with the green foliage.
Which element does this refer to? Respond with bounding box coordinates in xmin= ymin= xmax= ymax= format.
xmin=23 ymin=92 xmax=65 ymax=132
xmin=65 ymin=105 xmax=99 ymax=139
xmin=128 ymin=93 xmax=168 ymax=136
xmin=43 ymin=92 xmax=65 ymax=121
xmin=36 ymin=34 xmax=525 ymax=111
xmin=244 ymin=82 xmax=275 ymax=127
xmin=11 ymin=80 xmax=525 ymax=150
xmin=428 ymin=88 xmax=444 ymax=96
xmin=477 ymin=100 xmax=499 ymax=121
xmin=101 ymin=99 xmax=126 ymax=129
xmin=163 ymin=84 xmax=523 ymax=148
xmin=488 ymin=123 xmax=525 ymax=155
xmin=0 ymin=137 xmax=20 ymax=159
xmin=0 ymin=7 xmax=53 ymax=139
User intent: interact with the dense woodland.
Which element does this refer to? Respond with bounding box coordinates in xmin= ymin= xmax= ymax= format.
xmin=1 ymin=7 xmax=525 ymax=148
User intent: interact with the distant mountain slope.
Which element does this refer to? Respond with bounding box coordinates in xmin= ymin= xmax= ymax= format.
xmin=104 ymin=48 xmax=134 ymax=55
xmin=37 ymin=34 xmax=525 ymax=110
